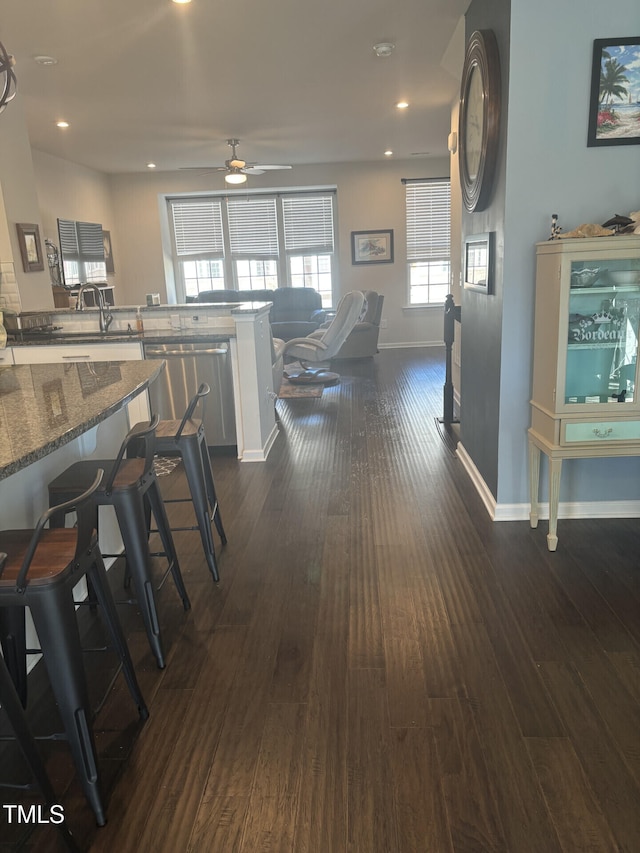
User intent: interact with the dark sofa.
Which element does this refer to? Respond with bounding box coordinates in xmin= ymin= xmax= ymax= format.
xmin=195 ymin=287 xmax=326 ymax=341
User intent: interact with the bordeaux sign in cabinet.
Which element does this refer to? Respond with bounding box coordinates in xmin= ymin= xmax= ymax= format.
xmin=528 ymin=235 xmax=640 ymax=550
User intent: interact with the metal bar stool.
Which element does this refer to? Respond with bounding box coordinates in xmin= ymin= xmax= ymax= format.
xmin=134 ymin=383 xmax=227 ymax=582
xmin=47 ymin=417 xmax=190 ymax=670
xmin=0 ymin=589 xmax=81 ymax=852
xmin=0 ymin=473 xmax=148 ymax=828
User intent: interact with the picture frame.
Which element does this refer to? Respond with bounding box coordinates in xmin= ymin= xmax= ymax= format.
xmin=351 ymin=229 xmax=394 ymax=265
xmin=102 ymin=229 xmax=115 ymax=274
xmin=463 ymin=232 xmax=494 ymax=294
xmin=587 ymin=36 xmax=640 ymax=147
xmin=16 ymin=223 xmax=45 ymax=272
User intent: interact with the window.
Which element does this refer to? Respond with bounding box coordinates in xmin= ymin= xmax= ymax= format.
xmin=57 ymin=219 xmax=107 ymax=286
xmin=171 ymin=200 xmax=225 ymax=298
xmin=405 ymin=179 xmax=451 ymax=305
xmin=283 ymin=194 xmax=335 ymax=306
xmin=227 ymin=197 xmax=279 ymax=290
xmin=168 ymin=191 xmax=336 ymax=303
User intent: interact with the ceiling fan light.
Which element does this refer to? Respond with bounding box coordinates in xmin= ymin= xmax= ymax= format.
xmin=225 ymin=171 xmax=247 ymax=185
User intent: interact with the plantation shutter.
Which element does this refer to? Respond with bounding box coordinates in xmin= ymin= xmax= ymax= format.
xmin=282 ymin=194 xmax=335 ymax=252
xmin=405 ymin=180 xmax=451 ymax=261
xmin=57 ymin=219 xmax=80 ymax=260
xmin=76 ymin=221 xmax=105 ymax=261
xmin=171 ymin=199 xmax=224 ymax=256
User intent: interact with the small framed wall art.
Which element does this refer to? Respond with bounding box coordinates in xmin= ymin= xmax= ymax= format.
xmin=587 ymin=36 xmax=640 ymax=147
xmin=16 ymin=222 xmax=45 ymax=272
xmin=351 ymin=229 xmax=394 ymax=265
xmin=463 ymin=232 xmax=494 ymax=294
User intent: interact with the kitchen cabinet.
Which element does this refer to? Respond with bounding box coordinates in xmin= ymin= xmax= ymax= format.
xmin=12 ymin=341 xmax=142 ymax=364
xmin=529 ymin=235 xmax=640 ymax=550
xmin=0 ymin=347 xmax=14 ymax=365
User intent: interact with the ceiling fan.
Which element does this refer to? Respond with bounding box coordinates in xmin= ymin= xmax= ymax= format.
xmin=181 ymin=138 xmax=292 ymax=184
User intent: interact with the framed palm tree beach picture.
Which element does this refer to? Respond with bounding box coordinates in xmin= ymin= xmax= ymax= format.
xmin=587 ymin=36 xmax=640 ymax=147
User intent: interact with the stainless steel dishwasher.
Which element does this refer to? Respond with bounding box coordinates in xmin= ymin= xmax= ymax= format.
xmin=143 ymin=341 xmax=236 ymax=447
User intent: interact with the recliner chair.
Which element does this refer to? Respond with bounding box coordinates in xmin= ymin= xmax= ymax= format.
xmin=281 ymin=291 xmax=365 ymax=377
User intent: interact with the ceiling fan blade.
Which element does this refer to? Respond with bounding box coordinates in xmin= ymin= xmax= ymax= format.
xmin=242 ymin=167 xmax=265 ymax=175
xmin=253 ymin=164 xmax=293 ymax=171
xmin=179 ymin=165 xmax=226 ymax=171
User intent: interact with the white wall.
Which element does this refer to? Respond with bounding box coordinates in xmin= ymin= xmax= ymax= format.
xmin=107 ymin=157 xmax=450 ymax=347
xmin=0 ymin=97 xmax=51 ymax=310
xmin=32 ymin=149 xmax=116 ymax=280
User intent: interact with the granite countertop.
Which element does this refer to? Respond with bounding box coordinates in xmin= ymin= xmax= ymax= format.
xmin=0 ymin=360 xmax=164 ymax=480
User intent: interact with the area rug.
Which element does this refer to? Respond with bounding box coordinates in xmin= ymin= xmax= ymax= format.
xmin=278 ymin=379 xmax=324 ymax=399
xmin=154 ymin=456 xmax=182 ymax=477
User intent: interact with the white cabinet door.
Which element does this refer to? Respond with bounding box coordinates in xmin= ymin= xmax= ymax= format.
xmin=12 ymin=341 xmax=143 ymax=364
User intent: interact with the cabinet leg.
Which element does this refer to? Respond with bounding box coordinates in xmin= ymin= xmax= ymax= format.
xmin=528 ymin=440 xmax=541 ymax=529
xmin=547 ymin=457 xmax=562 ymax=552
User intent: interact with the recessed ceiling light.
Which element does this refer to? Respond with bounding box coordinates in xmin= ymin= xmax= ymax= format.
xmin=56 ymin=120 xmax=69 ymax=128
xmin=384 ymin=150 xmax=393 ymax=157
xmin=373 ymin=42 xmax=395 ymax=57
xmin=171 ymin=0 xmax=192 ymax=4
xmin=147 ymin=162 xmax=157 ymax=169
xmin=396 ymin=101 xmax=409 ymax=110
xmin=34 ymin=55 xmax=58 ymax=66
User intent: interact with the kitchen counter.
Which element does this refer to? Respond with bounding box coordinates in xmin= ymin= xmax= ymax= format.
xmin=8 ymin=329 xmax=233 ymax=347
xmin=0 ymin=360 xmax=163 ymax=480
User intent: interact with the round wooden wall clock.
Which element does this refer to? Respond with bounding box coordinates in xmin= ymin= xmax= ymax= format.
xmin=458 ymin=29 xmax=501 ymax=212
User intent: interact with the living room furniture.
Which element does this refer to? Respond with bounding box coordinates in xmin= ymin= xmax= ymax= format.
xmin=282 ymin=291 xmax=365 ymax=368
xmin=332 ymin=290 xmax=384 ymax=358
xmin=0 ymin=471 xmax=148 ymax=827
xmin=133 ymin=383 xmax=227 ymax=583
xmin=528 ymin=236 xmax=640 ymax=550
xmin=196 ymin=287 xmax=326 ymax=340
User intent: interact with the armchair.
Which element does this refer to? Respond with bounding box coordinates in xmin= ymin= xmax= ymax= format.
xmin=282 ymin=291 xmax=365 ymax=377
xmin=333 ymin=290 xmax=384 ymax=358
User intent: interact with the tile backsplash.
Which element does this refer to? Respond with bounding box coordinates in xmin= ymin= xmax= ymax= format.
xmin=0 ymin=262 xmax=22 ymax=313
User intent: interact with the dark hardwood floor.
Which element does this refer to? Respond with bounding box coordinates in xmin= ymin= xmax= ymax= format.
xmin=2 ymin=347 xmax=640 ymax=852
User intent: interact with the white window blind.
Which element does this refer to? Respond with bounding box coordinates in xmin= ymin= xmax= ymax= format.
xmin=227 ymin=197 xmax=279 ymax=256
xmin=283 ymin=195 xmax=334 ymax=252
xmin=406 ymin=180 xmax=451 ymax=260
xmin=171 ymin=200 xmax=224 ymax=256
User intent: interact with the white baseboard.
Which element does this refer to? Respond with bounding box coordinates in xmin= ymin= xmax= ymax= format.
xmin=378 ymin=340 xmax=444 ymax=349
xmin=456 ymin=442 xmax=640 ymax=522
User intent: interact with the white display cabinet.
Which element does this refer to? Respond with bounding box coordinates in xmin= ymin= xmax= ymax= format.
xmin=528 ymin=235 xmax=640 ymax=550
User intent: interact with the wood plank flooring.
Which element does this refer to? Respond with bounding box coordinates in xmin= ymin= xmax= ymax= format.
xmin=2 ymin=347 xmax=640 ymax=852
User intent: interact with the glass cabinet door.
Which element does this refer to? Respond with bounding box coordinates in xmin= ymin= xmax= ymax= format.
xmin=565 ymin=257 xmax=640 ymax=404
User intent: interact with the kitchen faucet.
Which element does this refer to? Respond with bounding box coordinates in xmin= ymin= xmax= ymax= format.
xmin=75 ymin=283 xmax=113 ymax=333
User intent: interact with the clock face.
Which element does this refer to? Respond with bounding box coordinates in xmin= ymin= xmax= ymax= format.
xmin=464 ymin=65 xmax=484 ymax=181
xmin=458 ymin=30 xmax=501 ymax=212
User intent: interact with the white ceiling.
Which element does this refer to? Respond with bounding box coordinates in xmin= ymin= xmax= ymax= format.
xmin=2 ymin=0 xmax=468 ymax=175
